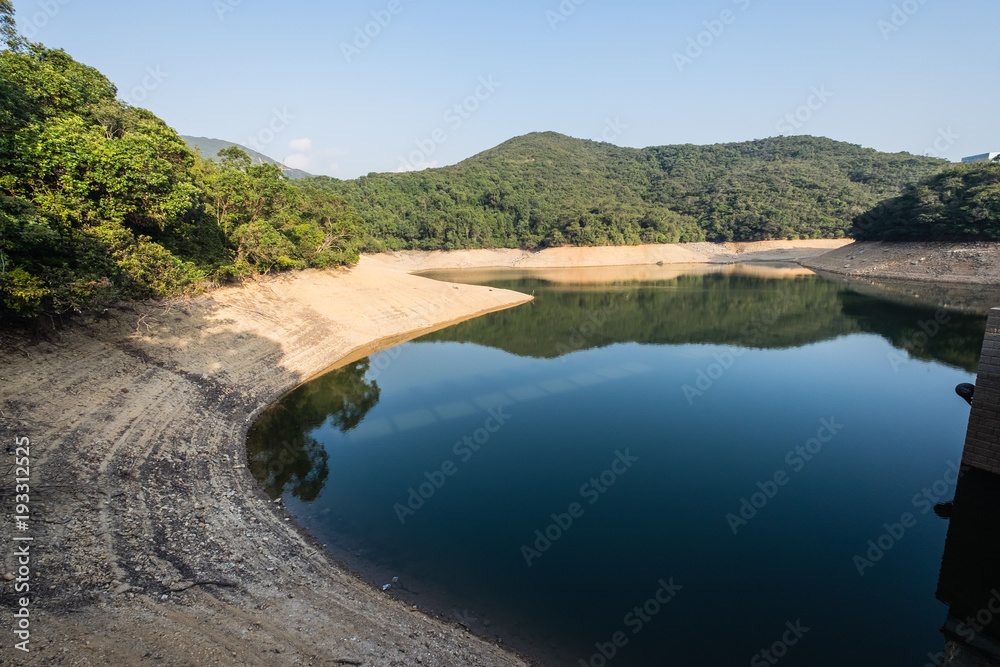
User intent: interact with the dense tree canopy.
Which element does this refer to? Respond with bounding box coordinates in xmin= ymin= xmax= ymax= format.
xmin=305 ymin=132 xmax=947 ymax=251
xmin=853 ymin=160 xmax=1000 ymax=241
xmin=0 ymin=8 xmax=362 ymax=321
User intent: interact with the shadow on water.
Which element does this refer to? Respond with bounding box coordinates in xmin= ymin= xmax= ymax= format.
xmin=247 ymin=359 xmax=380 ymax=501
xmin=934 ymin=466 xmax=1000 ymax=666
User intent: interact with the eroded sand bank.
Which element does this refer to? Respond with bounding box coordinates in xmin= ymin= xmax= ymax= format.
xmin=801 ymin=240 xmax=1000 ymax=285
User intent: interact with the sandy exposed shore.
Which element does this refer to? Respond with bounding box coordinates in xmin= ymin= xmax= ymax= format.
xmin=0 ymin=236 xmax=981 ymax=667
xmin=801 ymin=240 xmax=1000 ymax=285
xmin=364 ymin=238 xmax=851 ymax=272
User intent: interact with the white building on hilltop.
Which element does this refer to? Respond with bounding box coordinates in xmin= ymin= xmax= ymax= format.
xmin=961 ymin=153 xmax=1000 ymax=164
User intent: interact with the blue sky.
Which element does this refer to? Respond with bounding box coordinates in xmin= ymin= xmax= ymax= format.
xmin=16 ymin=0 xmax=1000 ymax=178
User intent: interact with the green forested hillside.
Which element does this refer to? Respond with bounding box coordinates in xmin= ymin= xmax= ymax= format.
xmin=0 ymin=6 xmax=362 ymax=320
xmin=303 ymin=132 xmax=947 ymax=251
xmin=853 ymin=160 xmax=1000 ymax=241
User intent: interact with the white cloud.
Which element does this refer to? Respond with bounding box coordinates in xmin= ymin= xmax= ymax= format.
xmin=394 ymin=160 xmax=438 ymax=173
xmin=289 ymin=138 xmax=312 ymax=152
xmin=283 ymin=154 xmax=312 ymax=171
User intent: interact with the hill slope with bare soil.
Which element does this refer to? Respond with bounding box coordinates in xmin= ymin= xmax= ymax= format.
xmin=801 ymin=241 xmax=1000 ymax=285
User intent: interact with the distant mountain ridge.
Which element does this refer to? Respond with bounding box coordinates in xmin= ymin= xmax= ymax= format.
xmin=180 ymin=135 xmax=313 ymax=180
xmin=301 ymin=132 xmax=949 ymax=250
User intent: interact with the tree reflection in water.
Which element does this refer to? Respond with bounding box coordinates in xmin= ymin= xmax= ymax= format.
xmin=247 ymin=360 xmax=380 ymax=501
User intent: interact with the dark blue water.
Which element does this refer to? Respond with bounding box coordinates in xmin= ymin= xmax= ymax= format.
xmin=248 ymin=266 xmax=992 ymax=666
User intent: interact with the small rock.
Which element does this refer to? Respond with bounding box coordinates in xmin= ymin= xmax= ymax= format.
xmin=3 ymin=573 xmax=14 ymax=581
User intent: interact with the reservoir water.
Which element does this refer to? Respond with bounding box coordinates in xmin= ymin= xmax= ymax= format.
xmin=248 ymin=264 xmax=995 ymax=666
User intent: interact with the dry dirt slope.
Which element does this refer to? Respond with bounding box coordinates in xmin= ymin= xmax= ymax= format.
xmin=801 ymin=240 xmax=1000 ymax=285
xmin=0 ymin=264 xmax=533 ymax=667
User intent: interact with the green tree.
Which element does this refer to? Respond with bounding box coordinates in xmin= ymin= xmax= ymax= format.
xmin=0 ymin=0 xmax=24 ymax=52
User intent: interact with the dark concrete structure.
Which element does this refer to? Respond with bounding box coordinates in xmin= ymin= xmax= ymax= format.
xmin=962 ymin=308 xmax=1000 ymax=475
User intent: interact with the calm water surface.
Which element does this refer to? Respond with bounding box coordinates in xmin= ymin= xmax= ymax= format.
xmin=249 ymin=264 xmax=994 ymax=666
